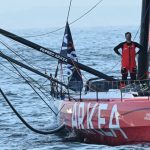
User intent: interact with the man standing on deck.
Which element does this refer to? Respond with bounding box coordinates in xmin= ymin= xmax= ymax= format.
xmin=114 ymin=32 xmax=143 ymax=85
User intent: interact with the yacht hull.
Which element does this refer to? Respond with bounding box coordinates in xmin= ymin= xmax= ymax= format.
xmin=59 ymin=97 xmax=150 ymax=145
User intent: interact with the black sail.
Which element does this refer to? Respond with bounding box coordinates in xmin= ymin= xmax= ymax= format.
xmin=59 ymin=22 xmax=83 ymax=91
xmin=138 ymin=0 xmax=150 ymax=79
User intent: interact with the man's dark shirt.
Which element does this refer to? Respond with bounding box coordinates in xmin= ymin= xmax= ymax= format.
xmin=114 ymin=41 xmax=143 ymax=56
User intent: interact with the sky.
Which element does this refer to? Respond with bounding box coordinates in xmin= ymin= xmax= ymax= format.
xmin=0 ymin=0 xmax=142 ymax=29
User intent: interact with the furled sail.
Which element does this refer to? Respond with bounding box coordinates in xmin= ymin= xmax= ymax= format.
xmin=59 ymin=22 xmax=83 ymax=92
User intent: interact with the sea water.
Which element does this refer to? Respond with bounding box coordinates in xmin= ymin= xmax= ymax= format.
xmin=0 ymin=26 xmax=149 ymax=150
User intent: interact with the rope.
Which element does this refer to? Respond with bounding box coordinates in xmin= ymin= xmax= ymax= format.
xmin=0 ymin=40 xmax=53 ymax=101
xmin=69 ymin=0 xmax=103 ymax=26
xmin=66 ymin=0 xmax=72 ymax=22
xmin=0 ymin=61 xmax=20 ymax=77
xmin=5 ymin=0 xmax=104 ymax=38
xmin=0 ymin=88 xmax=65 ymax=135
xmin=18 ymin=68 xmax=55 ymax=102
xmin=0 ymin=43 xmax=57 ymax=115
xmin=1 ymin=52 xmax=71 ymax=103
xmin=0 ymin=53 xmax=74 ymax=102
xmin=4 ymin=58 xmax=57 ymax=116
xmin=0 ymin=63 xmax=19 ymax=80
xmin=55 ymin=0 xmax=73 ymax=78
xmin=54 ymin=0 xmax=112 ymax=87
xmin=0 ymin=63 xmax=52 ymax=99
xmin=133 ymin=2 xmax=150 ymax=41
xmin=0 ymin=41 xmax=72 ymax=101
xmin=0 ymin=60 xmax=52 ymax=98
xmin=0 ymin=39 xmax=45 ymax=72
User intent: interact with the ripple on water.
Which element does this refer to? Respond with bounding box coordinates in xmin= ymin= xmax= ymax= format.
xmin=0 ymin=27 xmax=149 ymax=149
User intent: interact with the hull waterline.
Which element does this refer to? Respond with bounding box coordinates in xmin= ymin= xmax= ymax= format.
xmin=58 ymin=97 xmax=150 ymax=145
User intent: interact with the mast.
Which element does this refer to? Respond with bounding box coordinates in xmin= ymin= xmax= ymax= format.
xmin=138 ymin=0 xmax=150 ymax=79
xmin=0 ymin=28 xmax=115 ymax=81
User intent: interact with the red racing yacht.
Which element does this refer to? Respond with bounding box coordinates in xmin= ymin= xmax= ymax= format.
xmin=56 ymin=0 xmax=150 ymax=145
xmin=0 ymin=0 xmax=150 ymax=146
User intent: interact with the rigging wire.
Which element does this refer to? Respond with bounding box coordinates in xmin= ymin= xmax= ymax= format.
xmin=69 ymin=0 xmax=103 ymax=26
xmin=0 ymin=41 xmax=73 ymax=102
xmin=0 ymin=56 xmax=77 ymax=103
xmin=66 ymin=0 xmax=72 ymax=22
xmin=1 ymin=1 xmax=145 ymax=92
xmin=55 ymin=0 xmax=73 ymax=78
xmin=0 ymin=56 xmax=54 ymax=103
xmin=108 ymin=2 xmax=150 ymax=73
xmin=0 ymin=36 xmax=53 ymax=76
xmin=133 ymin=2 xmax=150 ymax=41
xmin=0 ymin=60 xmax=20 ymax=77
xmin=0 ymin=44 xmax=57 ymax=114
xmin=0 ymin=61 xmax=53 ymax=101
xmin=0 ymin=88 xmax=65 ymax=135
xmin=0 ymin=40 xmax=52 ymax=95
xmin=0 ymin=51 xmax=70 ymax=103
xmin=0 ymin=57 xmax=69 ymax=102
xmin=54 ymin=0 xmax=103 ymax=92
xmin=4 ymin=0 xmax=104 ymax=38
xmin=63 ymin=20 xmax=150 ymax=92
xmin=0 ymin=63 xmax=19 ymax=80
xmin=54 ymin=0 xmax=105 ymax=92
xmin=2 ymin=56 xmax=57 ymax=116
xmin=18 ymin=68 xmax=52 ymax=97
xmin=0 ymin=39 xmax=46 ymax=72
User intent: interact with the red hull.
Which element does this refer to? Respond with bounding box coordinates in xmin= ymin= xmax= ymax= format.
xmin=59 ymin=97 xmax=150 ymax=145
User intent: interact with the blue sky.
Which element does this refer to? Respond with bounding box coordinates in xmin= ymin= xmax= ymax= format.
xmin=0 ymin=0 xmax=142 ymax=29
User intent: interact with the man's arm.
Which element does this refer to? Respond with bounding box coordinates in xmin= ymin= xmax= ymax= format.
xmin=134 ymin=42 xmax=144 ymax=54
xmin=114 ymin=43 xmax=124 ymax=56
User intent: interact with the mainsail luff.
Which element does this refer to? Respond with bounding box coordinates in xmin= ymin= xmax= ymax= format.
xmin=0 ymin=28 xmax=115 ymax=81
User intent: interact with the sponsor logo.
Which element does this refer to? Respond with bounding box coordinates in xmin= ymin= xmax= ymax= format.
xmin=71 ymin=102 xmax=128 ymax=139
xmin=144 ymin=113 xmax=150 ymax=121
xmin=40 ymin=48 xmax=67 ymax=62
